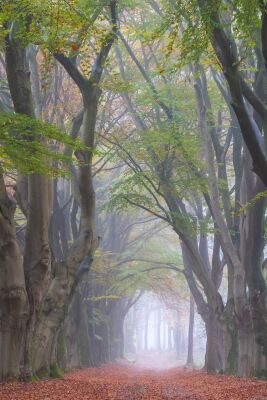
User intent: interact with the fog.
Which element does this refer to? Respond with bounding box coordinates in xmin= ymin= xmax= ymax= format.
xmin=123 ymin=292 xmax=206 ymax=370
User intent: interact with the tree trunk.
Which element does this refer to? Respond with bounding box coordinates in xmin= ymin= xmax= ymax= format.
xmin=109 ymin=300 xmax=125 ymax=361
xmin=186 ymin=294 xmax=195 ymax=366
xmin=144 ymin=309 xmax=149 ymax=351
xmin=167 ymin=326 xmax=172 ymax=351
xmin=4 ymin=30 xmax=99 ymax=378
xmin=174 ymin=310 xmax=181 ymax=359
xmin=0 ymin=173 xmax=28 ymax=380
xmin=220 ymin=299 xmax=238 ymax=374
xmin=156 ymin=308 xmax=161 ymax=352
xmin=205 ymin=310 xmax=218 ymax=373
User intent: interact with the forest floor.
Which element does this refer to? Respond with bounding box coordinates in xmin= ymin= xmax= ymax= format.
xmin=1 ymin=354 xmax=267 ymax=400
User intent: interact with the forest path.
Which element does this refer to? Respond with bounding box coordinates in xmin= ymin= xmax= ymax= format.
xmin=1 ymin=361 xmax=267 ymax=400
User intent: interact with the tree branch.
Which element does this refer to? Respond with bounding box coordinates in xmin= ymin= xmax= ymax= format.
xmin=90 ymin=0 xmax=118 ymax=84
xmin=54 ymin=53 xmax=87 ymax=90
xmin=118 ymin=31 xmax=173 ymax=120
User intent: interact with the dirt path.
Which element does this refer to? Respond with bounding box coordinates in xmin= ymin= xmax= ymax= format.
xmin=1 ymin=363 xmax=267 ymax=400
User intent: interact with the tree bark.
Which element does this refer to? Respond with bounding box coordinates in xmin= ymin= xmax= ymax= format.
xmin=0 ymin=172 xmax=28 ymax=380
xmin=186 ymin=294 xmax=195 ymax=366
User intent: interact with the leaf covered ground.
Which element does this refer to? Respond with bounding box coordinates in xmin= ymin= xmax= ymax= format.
xmin=1 ymin=362 xmax=267 ymax=400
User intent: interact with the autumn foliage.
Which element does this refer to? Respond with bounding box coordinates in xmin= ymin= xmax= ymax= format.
xmin=1 ymin=362 xmax=267 ymax=400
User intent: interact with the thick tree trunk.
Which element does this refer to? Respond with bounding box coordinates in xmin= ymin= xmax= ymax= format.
xmin=24 ymin=173 xmax=52 ymax=374
xmin=25 ymin=75 xmax=98 ymax=378
xmin=237 ymin=330 xmax=254 ymax=377
xmin=110 ymin=316 xmax=124 ymax=361
xmin=1 ymin=2 xmax=117 ymax=380
xmin=2 ymin=27 xmax=37 ymax=380
xmin=220 ymin=299 xmax=238 ymax=374
xmin=186 ymin=294 xmax=195 ymax=366
xmin=5 ymin=25 xmax=55 ymax=377
xmin=109 ymin=300 xmax=126 ymax=361
xmin=205 ymin=310 xmax=218 ymax=373
xmin=4 ymin=29 xmax=99 ymax=379
xmin=0 ymin=173 xmax=28 ymax=380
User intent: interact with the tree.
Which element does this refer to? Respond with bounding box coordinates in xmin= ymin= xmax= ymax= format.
xmin=0 ymin=0 xmax=117 ymax=379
